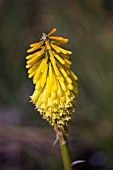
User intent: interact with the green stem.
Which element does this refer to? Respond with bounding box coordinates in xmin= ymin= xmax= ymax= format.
xmin=59 ymin=136 xmax=73 ymax=170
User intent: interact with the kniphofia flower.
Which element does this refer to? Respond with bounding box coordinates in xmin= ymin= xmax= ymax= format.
xmin=26 ymin=28 xmax=78 ymax=134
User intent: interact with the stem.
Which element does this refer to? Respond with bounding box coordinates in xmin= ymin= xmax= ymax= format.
xmin=59 ymin=136 xmax=73 ymax=170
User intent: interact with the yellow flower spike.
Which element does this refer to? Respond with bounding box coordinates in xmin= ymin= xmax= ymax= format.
xmin=48 ymin=28 xmax=56 ymax=36
xmin=26 ymin=28 xmax=78 ymax=134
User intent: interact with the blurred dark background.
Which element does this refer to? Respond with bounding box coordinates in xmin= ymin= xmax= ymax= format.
xmin=0 ymin=0 xmax=113 ymax=170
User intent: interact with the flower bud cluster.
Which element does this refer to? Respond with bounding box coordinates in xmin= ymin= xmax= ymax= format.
xmin=26 ymin=28 xmax=78 ymax=133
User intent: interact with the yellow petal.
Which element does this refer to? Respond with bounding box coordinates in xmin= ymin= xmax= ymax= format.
xmin=53 ymin=64 xmax=60 ymax=77
xmin=48 ymin=28 xmax=56 ymax=36
xmin=52 ymin=51 xmax=65 ymax=64
xmin=50 ymin=43 xmax=60 ymax=53
xmin=49 ymin=36 xmax=63 ymax=40
xmin=33 ymin=58 xmax=46 ymax=84
xmin=35 ymin=80 xmax=41 ymax=90
xmin=30 ymin=88 xmax=42 ymax=103
xmin=64 ymin=62 xmax=71 ymax=69
xmin=59 ymin=81 xmax=67 ymax=91
xmin=27 ymin=41 xmax=43 ymax=53
xmin=45 ymin=40 xmax=51 ymax=50
xmin=57 ymin=79 xmax=63 ymax=96
xmin=26 ymin=53 xmax=37 ymax=60
xmin=67 ymin=84 xmax=73 ymax=90
xmin=28 ymin=60 xmax=42 ymax=74
xmin=59 ymin=53 xmax=70 ymax=59
xmin=42 ymin=85 xmax=47 ymax=103
xmin=64 ymin=59 xmax=72 ymax=65
xmin=47 ymin=97 xmax=53 ymax=107
xmin=41 ymin=54 xmax=48 ymax=73
xmin=40 ymin=63 xmax=48 ymax=87
xmin=49 ymin=50 xmax=56 ymax=65
xmin=58 ymin=46 xmax=72 ymax=55
xmin=73 ymin=86 xmax=78 ymax=94
xmin=69 ymin=70 xmax=78 ymax=81
xmin=28 ymin=70 xmax=36 ymax=78
xmin=26 ymin=47 xmax=45 ymax=64
xmin=53 ymin=71 xmax=58 ymax=91
xmin=60 ymin=94 xmax=66 ymax=102
xmin=51 ymin=85 xmax=56 ymax=99
xmin=49 ymin=62 xmax=54 ymax=84
xmin=57 ymin=62 xmax=68 ymax=78
xmin=30 ymin=41 xmax=43 ymax=47
xmin=26 ymin=58 xmax=39 ymax=68
xmin=54 ymin=98 xmax=60 ymax=105
xmin=66 ymin=77 xmax=72 ymax=84
xmin=46 ymin=76 xmax=51 ymax=95
xmin=58 ymin=76 xmax=64 ymax=82
xmin=36 ymin=93 xmax=43 ymax=107
xmin=54 ymin=38 xmax=69 ymax=45
xmin=65 ymin=89 xmax=70 ymax=96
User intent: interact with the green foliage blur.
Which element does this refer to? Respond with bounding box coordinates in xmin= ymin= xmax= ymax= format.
xmin=0 ymin=0 xmax=113 ymax=170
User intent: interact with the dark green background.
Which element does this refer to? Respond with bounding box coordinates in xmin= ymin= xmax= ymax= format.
xmin=0 ymin=0 xmax=113 ymax=169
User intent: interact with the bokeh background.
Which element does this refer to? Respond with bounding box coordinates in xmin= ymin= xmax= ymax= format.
xmin=0 ymin=0 xmax=113 ymax=170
